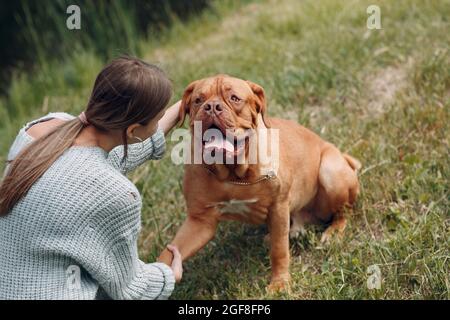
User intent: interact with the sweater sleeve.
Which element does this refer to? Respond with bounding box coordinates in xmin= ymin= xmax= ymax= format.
xmin=84 ymin=189 xmax=175 ymax=300
xmin=99 ymin=232 xmax=175 ymax=300
xmin=107 ymin=128 xmax=166 ymax=175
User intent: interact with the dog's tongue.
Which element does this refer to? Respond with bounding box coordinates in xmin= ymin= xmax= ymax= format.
xmin=204 ymin=134 xmax=234 ymax=153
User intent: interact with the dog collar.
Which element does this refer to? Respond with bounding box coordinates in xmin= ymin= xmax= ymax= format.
xmin=202 ymin=165 xmax=277 ymax=186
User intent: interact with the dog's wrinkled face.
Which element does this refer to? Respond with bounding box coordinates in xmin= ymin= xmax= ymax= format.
xmin=179 ymin=74 xmax=268 ymax=159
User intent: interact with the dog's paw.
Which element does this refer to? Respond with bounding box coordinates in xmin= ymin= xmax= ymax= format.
xmin=321 ymin=218 xmax=347 ymax=244
xmin=266 ymin=278 xmax=290 ymax=294
xmin=320 ymin=229 xmax=332 ymax=244
xmin=320 ymin=226 xmax=344 ymax=244
xmin=289 ymin=226 xmax=306 ymax=239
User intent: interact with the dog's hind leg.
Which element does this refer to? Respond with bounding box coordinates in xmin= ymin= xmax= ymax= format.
xmin=316 ymin=144 xmax=360 ymax=243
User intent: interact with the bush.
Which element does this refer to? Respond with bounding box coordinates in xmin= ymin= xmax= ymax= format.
xmin=0 ymin=0 xmax=209 ymax=93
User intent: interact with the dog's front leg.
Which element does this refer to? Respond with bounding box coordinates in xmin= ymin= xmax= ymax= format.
xmin=267 ymin=201 xmax=291 ymax=293
xmin=158 ymin=212 xmax=218 ymax=266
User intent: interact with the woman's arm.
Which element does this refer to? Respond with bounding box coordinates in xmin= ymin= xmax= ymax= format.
xmin=95 ymin=198 xmax=176 ymax=300
xmin=107 ymin=129 xmax=166 ymax=174
xmin=101 ymin=233 xmax=176 ymax=300
xmin=107 ymin=100 xmax=181 ymax=174
xmin=80 ymin=196 xmax=175 ymax=300
xmin=158 ymin=100 xmax=181 ymax=135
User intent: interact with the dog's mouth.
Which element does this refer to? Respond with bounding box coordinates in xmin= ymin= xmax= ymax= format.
xmin=202 ymin=123 xmax=248 ymax=158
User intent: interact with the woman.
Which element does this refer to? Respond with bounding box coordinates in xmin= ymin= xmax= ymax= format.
xmin=0 ymin=56 xmax=183 ymax=300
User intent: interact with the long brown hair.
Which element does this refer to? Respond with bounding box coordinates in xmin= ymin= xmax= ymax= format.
xmin=0 ymin=56 xmax=172 ymax=216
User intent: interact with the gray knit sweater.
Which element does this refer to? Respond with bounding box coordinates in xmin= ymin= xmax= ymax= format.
xmin=0 ymin=112 xmax=175 ymax=300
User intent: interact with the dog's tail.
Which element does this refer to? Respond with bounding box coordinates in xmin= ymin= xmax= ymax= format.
xmin=343 ymin=153 xmax=362 ymax=172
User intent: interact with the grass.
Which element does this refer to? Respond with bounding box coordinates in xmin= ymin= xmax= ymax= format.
xmin=0 ymin=0 xmax=449 ymax=299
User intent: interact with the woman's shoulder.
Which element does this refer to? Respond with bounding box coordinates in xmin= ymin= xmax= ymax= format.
xmin=7 ymin=112 xmax=76 ymax=163
xmin=23 ymin=112 xmax=75 ymax=130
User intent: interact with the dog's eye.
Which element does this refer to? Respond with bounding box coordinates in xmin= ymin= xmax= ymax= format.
xmin=194 ymin=97 xmax=202 ymax=104
xmin=230 ymin=95 xmax=241 ymax=103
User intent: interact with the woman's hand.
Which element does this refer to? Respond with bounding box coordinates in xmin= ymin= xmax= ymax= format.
xmin=158 ymin=100 xmax=181 ymax=135
xmin=166 ymin=244 xmax=183 ymax=283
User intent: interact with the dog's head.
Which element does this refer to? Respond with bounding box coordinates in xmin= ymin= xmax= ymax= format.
xmin=179 ymin=74 xmax=268 ymax=129
xmin=179 ymin=75 xmax=269 ymax=166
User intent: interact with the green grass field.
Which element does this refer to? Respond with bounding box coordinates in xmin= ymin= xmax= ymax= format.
xmin=0 ymin=0 xmax=449 ymax=299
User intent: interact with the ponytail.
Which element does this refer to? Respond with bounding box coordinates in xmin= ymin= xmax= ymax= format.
xmin=0 ymin=118 xmax=85 ymax=216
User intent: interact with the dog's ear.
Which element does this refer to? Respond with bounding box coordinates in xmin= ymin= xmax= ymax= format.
xmin=246 ymin=80 xmax=270 ymax=127
xmin=179 ymin=80 xmax=199 ymax=127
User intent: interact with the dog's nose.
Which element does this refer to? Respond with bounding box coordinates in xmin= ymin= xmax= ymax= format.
xmin=203 ymin=100 xmax=223 ymax=115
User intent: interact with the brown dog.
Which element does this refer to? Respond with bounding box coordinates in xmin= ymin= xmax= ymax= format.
xmin=158 ymin=75 xmax=361 ymax=291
